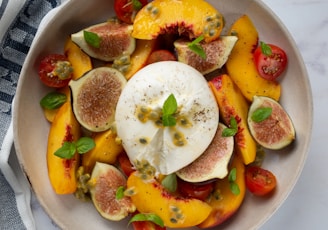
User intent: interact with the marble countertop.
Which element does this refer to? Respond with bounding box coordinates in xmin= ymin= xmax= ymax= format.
xmin=28 ymin=0 xmax=328 ymax=229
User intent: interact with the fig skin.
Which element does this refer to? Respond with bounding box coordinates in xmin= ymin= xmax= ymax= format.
xmin=89 ymin=162 xmax=136 ymax=221
xmin=247 ymin=95 xmax=296 ymax=150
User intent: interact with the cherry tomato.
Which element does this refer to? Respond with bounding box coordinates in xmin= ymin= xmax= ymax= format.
xmin=245 ymin=166 xmax=277 ymax=196
xmin=177 ymin=178 xmax=215 ymax=201
xmin=254 ymin=42 xmax=287 ymax=81
xmin=117 ymin=152 xmax=135 ymax=177
xmin=146 ymin=50 xmax=177 ymax=65
xmin=38 ymin=54 xmax=73 ymax=88
xmin=132 ymin=221 xmax=166 ymax=230
xmin=114 ymin=0 xmax=148 ymax=24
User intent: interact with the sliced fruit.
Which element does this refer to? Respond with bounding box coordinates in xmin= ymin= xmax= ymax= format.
xmin=176 ymin=123 xmax=234 ymax=182
xmin=69 ymin=67 xmax=126 ymax=132
xmin=209 ymin=74 xmax=257 ymax=165
xmin=64 ymin=37 xmax=93 ymax=80
xmin=132 ymin=0 xmax=224 ymax=43
xmin=198 ymin=152 xmax=246 ymax=228
xmin=146 ymin=49 xmax=177 ymax=65
xmin=174 ymin=36 xmax=238 ymax=75
xmin=247 ymin=95 xmax=295 ymax=149
xmin=115 ymin=61 xmax=219 ymax=175
xmin=71 ymin=20 xmax=135 ymax=61
xmin=82 ymin=129 xmax=124 ymax=174
xmin=225 ymin=15 xmax=281 ymax=101
xmin=127 ymin=172 xmax=212 ymax=228
xmin=47 ymin=100 xmax=81 ymax=194
xmin=89 ymin=162 xmax=136 ymax=221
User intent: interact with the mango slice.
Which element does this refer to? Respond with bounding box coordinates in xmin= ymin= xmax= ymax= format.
xmin=127 ymin=172 xmax=212 ymax=228
xmin=226 ymin=15 xmax=281 ymax=101
xmin=209 ymin=74 xmax=257 ymax=165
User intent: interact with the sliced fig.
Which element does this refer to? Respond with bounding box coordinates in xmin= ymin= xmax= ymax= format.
xmin=247 ymin=96 xmax=296 ymax=150
xmin=176 ymin=123 xmax=234 ymax=183
xmin=89 ymin=162 xmax=136 ymax=221
xmin=71 ymin=20 xmax=136 ymax=62
xmin=174 ymin=36 xmax=238 ymax=75
xmin=69 ymin=67 xmax=126 ymax=132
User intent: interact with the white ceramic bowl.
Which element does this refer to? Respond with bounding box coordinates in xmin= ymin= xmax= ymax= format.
xmin=13 ymin=0 xmax=313 ymax=229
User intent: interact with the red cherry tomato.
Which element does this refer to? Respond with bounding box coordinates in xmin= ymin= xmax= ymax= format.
xmin=146 ymin=50 xmax=177 ymax=65
xmin=38 ymin=54 xmax=72 ymax=88
xmin=245 ymin=166 xmax=277 ymax=196
xmin=117 ymin=152 xmax=135 ymax=177
xmin=132 ymin=220 xmax=166 ymax=230
xmin=177 ymin=178 xmax=215 ymax=201
xmin=254 ymin=43 xmax=287 ymax=81
xmin=114 ymin=0 xmax=148 ymax=24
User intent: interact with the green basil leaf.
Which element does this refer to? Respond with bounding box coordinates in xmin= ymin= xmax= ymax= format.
xmin=251 ymin=107 xmax=272 ymax=122
xmin=161 ymin=173 xmax=177 ymax=193
xmin=163 ymin=94 xmax=177 ymax=116
xmin=116 ymin=186 xmax=125 ymax=200
xmin=230 ymin=182 xmax=240 ymax=195
xmin=228 ymin=167 xmax=237 ymax=182
xmin=76 ymin=137 xmax=95 ymax=154
xmin=260 ymin=41 xmax=272 ymax=56
xmin=188 ymin=35 xmax=206 ymax=59
xmin=84 ymin=30 xmax=101 ymax=48
xmin=129 ymin=213 xmax=164 ymax=227
xmin=162 ymin=114 xmax=176 ymax=127
xmin=54 ymin=142 xmax=76 ymax=159
xmin=40 ymin=92 xmax=67 ymax=109
xmin=222 ymin=117 xmax=238 ymax=137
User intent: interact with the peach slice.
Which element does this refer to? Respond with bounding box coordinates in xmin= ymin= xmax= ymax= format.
xmin=132 ymin=0 xmax=224 ymax=43
xmin=127 ymin=172 xmax=212 ymax=228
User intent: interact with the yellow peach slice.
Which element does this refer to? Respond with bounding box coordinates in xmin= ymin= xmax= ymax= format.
xmin=132 ymin=0 xmax=224 ymax=43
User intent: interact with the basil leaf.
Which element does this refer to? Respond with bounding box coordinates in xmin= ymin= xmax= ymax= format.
xmin=260 ymin=41 xmax=272 ymax=56
xmin=228 ymin=167 xmax=237 ymax=182
xmin=222 ymin=117 xmax=238 ymax=137
xmin=251 ymin=107 xmax=272 ymax=122
xmin=230 ymin=182 xmax=240 ymax=195
xmin=54 ymin=142 xmax=76 ymax=159
xmin=116 ymin=186 xmax=125 ymax=200
xmin=76 ymin=137 xmax=95 ymax=154
xmin=161 ymin=173 xmax=177 ymax=193
xmin=40 ymin=92 xmax=67 ymax=109
xmin=162 ymin=114 xmax=176 ymax=127
xmin=84 ymin=30 xmax=101 ymax=48
xmin=129 ymin=213 xmax=164 ymax=227
xmin=163 ymin=94 xmax=177 ymax=115
xmin=188 ymin=35 xmax=206 ymax=59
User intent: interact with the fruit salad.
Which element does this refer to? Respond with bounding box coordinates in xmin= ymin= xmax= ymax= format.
xmin=38 ymin=0 xmax=295 ymax=229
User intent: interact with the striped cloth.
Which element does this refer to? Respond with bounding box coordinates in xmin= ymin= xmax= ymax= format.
xmin=0 ymin=1 xmax=63 ymax=229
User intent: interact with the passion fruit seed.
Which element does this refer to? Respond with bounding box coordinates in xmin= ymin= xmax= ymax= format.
xmin=51 ymin=60 xmax=73 ymax=80
xmin=169 ymin=205 xmax=184 ymax=224
xmin=112 ymin=54 xmax=131 ymax=74
xmin=74 ymin=166 xmax=91 ymax=201
xmin=134 ymin=159 xmax=157 ymax=180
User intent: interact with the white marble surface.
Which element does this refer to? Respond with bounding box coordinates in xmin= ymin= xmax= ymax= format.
xmin=29 ymin=0 xmax=328 ymax=229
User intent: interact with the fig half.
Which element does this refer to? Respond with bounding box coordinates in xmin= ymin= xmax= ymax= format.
xmin=71 ymin=20 xmax=135 ymax=62
xmin=247 ymin=96 xmax=296 ymax=149
xmin=69 ymin=67 xmax=126 ymax=132
xmin=89 ymin=162 xmax=136 ymax=221
xmin=176 ymin=123 xmax=234 ymax=183
xmin=174 ymin=36 xmax=238 ymax=75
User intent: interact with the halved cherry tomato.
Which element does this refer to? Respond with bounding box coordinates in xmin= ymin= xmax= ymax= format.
xmin=132 ymin=221 xmax=166 ymax=230
xmin=177 ymin=178 xmax=215 ymax=201
xmin=245 ymin=166 xmax=277 ymax=196
xmin=114 ymin=0 xmax=148 ymax=24
xmin=38 ymin=54 xmax=73 ymax=88
xmin=117 ymin=152 xmax=135 ymax=177
xmin=254 ymin=42 xmax=287 ymax=81
xmin=146 ymin=50 xmax=177 ymax=65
